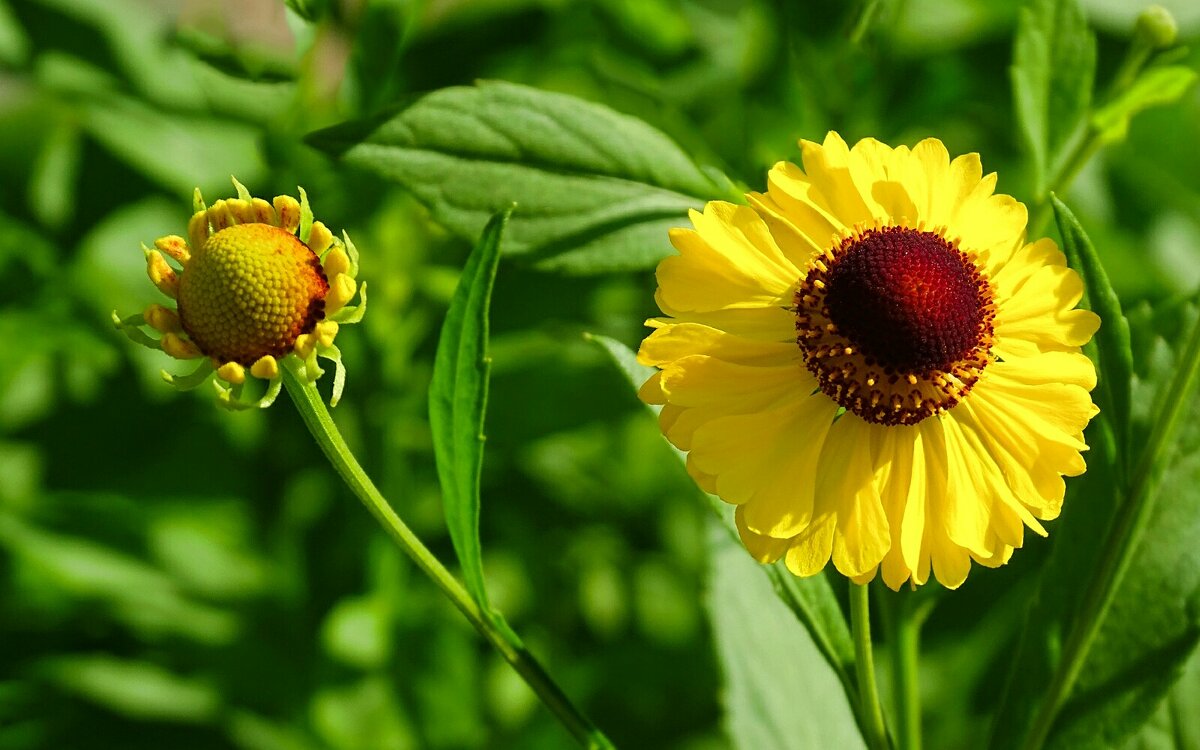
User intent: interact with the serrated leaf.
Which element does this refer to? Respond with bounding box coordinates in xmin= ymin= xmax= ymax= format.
xmin=429 ymin=208 xmax=511 ymax=609
xmin=1052 ymin=196 xmax=1134 ymax=459
xmin=1011 ymin=0 xmax=1096 ymax=195
xmin=1092 ymin=66 xmax=1198 ymax=144
xmin=707 ymin=517 xmax=866 ymax=750
xmin=308 ymin=80 xmax=732 ymax=274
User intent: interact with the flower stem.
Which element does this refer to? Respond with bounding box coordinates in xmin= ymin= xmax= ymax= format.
xmin=1028 ymin=22 xmax=1163 ymax=236
xmin=1019 ymin=310 xmax=1200 ymax=750
xmin=850 ymin=582 xmax=890 ymax=750
xmin=890 ymin=594 xmax=932 ymax=750
xmin=281 ymin=363 xmax=614 ymax=750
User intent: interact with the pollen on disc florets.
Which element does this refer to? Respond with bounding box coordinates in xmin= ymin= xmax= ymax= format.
xmin=179 ymin=223 xmax=329 ymax=366
xmin=794 ymin=225 xmax=996 ymax=426
xmin=112 ymin=177 xmax=368 ymax=410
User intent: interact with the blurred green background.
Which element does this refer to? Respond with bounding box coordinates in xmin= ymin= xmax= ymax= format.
xmin=0 ymin=0 xmax=1197 ymax=748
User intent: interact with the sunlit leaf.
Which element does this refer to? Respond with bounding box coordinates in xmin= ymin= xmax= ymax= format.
xmin=1011 ymin=0 xmax=1096 ymax=194
xmin=429 ymin=208 xmax=510 ymax=608
xmin=1044 ymin=295 xmax=1200 ymax=750
xmin=308 ymin=80 xmax=732 ymax=273
xmin=1092 ymin=65 xmax=1198 ymax=144
xmin=990 ymin=291 xmax=1200 ymax=750
xmin=708 ymin=517 xmax=866 ymax=750
xmin=1053 ymin=196 xmax=1134 ymax=458
xmin=39 ymin=654 xmax=221 ymax=722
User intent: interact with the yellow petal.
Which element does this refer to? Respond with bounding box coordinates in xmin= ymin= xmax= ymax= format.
xmin=154 ymin=235 xmax=191 ymax=264
xmin=783 ymin=514 xmax=837 ymax=577
xmin=251 ymin=355 xmax=279 ymax=380
xmin=216 ymin=361 xmax=246 ymax=384
xmin=324 ymin=245 xmax=351 ymax=279
xmin=797 ymin=132 xmax=877 ymax=228
xmin=309 ymin=221 xmax=334 ymax=255
xmin=161 ymin=332 xmax=201 ymax=360
xmin=145 ymin=249 xmax=178 ymax=299
xmin=143 ymin=303 xmax=180 ymax=333
xmin=763 ymin=162 xmax=846 ymax=243
xmin=658 ymin=357 xmax=810 ymax=451
xmin=828 ymin=417 xmax=891 ymax=578
xmin=188 ymin=211 xmax=210 ymax=250
xmin=638 ymin=371 xmax=667 ymax=405
xmin=326 ymin=273 xmax=357 ymax=313
xmin=638 ymin=322 xmax=798 ymax=367
xmin=274 ymin=195 xmax=300 ymax=233
xmin=250 ymin=198 xmax=277 ymax=225
xmin=735 ymin=506 xmax=789 ymax=563
xmin=695 ymin=392 xmax=839 ymax=536
xmin=872 ymin=424 xmax=919 ymax=590
xmin=657 ymin=204 xmax=797 ymax=314
xmin=653 ymin=288 xmax=796 ymax=342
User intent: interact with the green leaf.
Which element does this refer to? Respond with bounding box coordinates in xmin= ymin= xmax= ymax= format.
xmin=587 ymin=333 xmax=858 ymax=716
xmin=1044 ymin=296 xmax=1200 ymax=750
xmin=39 ymin=654 xmax=221 ymax=722
xmin=585 ymin=333 xmax=659 ymax=415
xmin=308 ymin=80 xmax=732 ymax=274
xmin=1052 ymin=196 xmax=1134 ymax=460
xmin=1122 ymin=645 xmax=1200 ymax=750
xmin=1011 ymin=0 xmax=1096 ymax=195
xmin=429 ymin=208 xmax=511 ymax=608
xmin=989 ymin=294 xmax=1200 ymax=750
xmin=1092 ymin=65 xmax=1199 ymax=144
xmin=707 ymin=516 xmax=866 ymax=750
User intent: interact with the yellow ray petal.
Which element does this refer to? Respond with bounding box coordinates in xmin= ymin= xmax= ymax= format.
xmin=828 ymin=417 xmax=891 ymax=578
xmin=638 ymin=322 xmax=798 ymax=367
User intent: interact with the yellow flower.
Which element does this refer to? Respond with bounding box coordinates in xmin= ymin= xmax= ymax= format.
xmin=114 ymin=178 xmax=366 ymax=409
xmin=638 ymin=133 xmax=1099 ymax=589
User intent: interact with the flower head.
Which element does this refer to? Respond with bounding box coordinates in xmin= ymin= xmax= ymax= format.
xmin=639 ymin=133 xmax=1099 ymax=589
xmin=115 ymin=178 xmax=367 ymax=409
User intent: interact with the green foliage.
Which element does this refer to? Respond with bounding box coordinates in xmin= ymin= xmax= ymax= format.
xmin=308 ymin=80 xmax=732 ymax=273
xmin=1045 ymin=295 xmax=1200 ymax=750
xmin=990 ymin=219 xmax=1200 ymax=750
xmin=1092 ymin=65 xmax=1198 ymax=143
xmin=3 ymin=0 xmax=1200 ymax=747
xmin=707 ymin=518 xmax=866 ymax=750
xmin=1053 ymin=196 xmax=1134 ymax=458
xmin=429 ymin=208 xmax=510 ymax=609
xmin=1011 ymin=0 xmax=1096 ymax=195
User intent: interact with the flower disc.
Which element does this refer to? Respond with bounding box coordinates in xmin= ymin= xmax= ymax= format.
xmin=794 ymin=226 xmax=995 ymax=425
xmin=178 ymin=223 xmax=329 ymax=365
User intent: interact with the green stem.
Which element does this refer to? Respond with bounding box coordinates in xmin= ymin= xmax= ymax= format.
xmin=1019 ymin=311 xmax=1200 ymax=750
xmin=850 ymin=582 xmax=890 ymax=750
xmin=281 ymin=363 xmax=615 ymax=750
xmin=1028 ymin=30 xmax=1158 ymax=237
xmin=849 ymin=0 xmax=884 ymax=45
xmin=1029 ymin=134 xmax=1105 ymax=236
xmin=890 ymin=595 xmax=932 ymax=750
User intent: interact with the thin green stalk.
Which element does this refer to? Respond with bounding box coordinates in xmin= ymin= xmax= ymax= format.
xmin=849 ymin=0 xmax=884 ymax=44
xmin=890 ymin=594 xmax=932 ymax=750
xmin=850 ymin=582 xmax=890 ymax=750
xmin=1019 ymin=311 xmax=1200 ymax=750
xmin=281 ymin=363 xmax=614 ymax=750
xmin=1029 ymin=134 xmax=1105 ymax=236
xmin=1028 ymin=22 xmax=1163 ymax=236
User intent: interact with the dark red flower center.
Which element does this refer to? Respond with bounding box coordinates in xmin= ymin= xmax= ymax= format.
xmin=825 ymin=227 xmax=988 ymax=373
xmin=793 ymin=226 xmax=995 ymax=426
